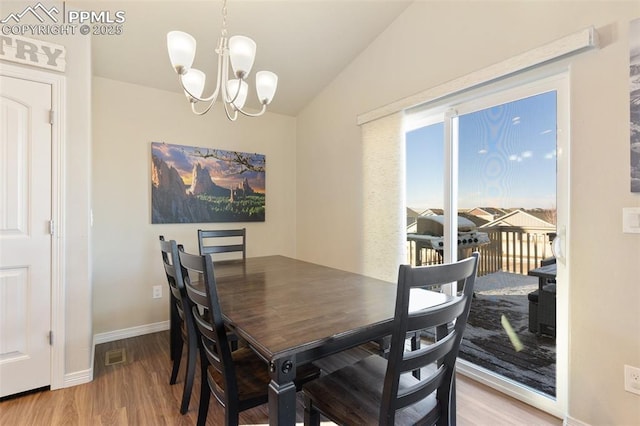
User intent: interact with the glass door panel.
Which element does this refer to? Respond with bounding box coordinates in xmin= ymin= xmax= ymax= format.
xmin=456 ymin=91 xmax=558 ymax=397
xmin=405 ymin=76 xmax=567 ymax=413
xmin=405 ymin=121 xmax=445 ymax=267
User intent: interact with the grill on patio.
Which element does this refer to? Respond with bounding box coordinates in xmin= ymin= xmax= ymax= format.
xmin=407 ymin=215 xmax=490 ymax=264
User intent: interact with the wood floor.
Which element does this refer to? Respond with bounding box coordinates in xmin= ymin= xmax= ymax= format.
xmin=0 ymin=331 xmax=562 ymax=425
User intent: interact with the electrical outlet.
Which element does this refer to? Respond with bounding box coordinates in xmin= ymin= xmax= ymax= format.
xmin=624 ymin=365 xmax=640 ymax=395
xmin=152 ymin=285 xmax=162 ymax=299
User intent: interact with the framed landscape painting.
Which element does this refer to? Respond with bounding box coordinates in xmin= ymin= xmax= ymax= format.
xmin=151 ymin=142 xmax=266 ymax=223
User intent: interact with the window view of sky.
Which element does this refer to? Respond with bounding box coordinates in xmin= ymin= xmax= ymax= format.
xmin=406 ymin=91 xmax=557 ymax=211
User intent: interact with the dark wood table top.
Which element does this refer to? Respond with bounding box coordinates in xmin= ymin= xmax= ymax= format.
xmin=212 ymin=255 xmax=449 ymax=362
xmin=208 ymin=255 xmax=450 ymax=425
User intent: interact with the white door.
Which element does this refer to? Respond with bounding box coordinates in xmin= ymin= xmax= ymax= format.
xmin=0 ymin=74 xmax=53 ymax=397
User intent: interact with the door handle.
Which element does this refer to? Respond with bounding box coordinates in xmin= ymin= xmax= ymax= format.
xmin=551 ymin=227 xmax=566 ymax=264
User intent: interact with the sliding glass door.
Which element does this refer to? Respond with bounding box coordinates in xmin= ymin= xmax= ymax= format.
xmin=405 ymin=73 xmax=568 ymax=416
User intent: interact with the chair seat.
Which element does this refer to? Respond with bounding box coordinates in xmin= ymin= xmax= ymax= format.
xmin=210 ymin=347 xmax=321 ymax=406
xmin=303 ymin=355 xmax=439 ymax=425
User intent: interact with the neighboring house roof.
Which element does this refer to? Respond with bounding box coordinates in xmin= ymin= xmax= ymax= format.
xmin=407 ymin=207 xmax=420 ymax=217
xmin=458 ymin=212 xmax=490 ymax=227
xmin=420 ymin=208 xmax=443 ymax=216
xmin=525 ymin=209 xmax=557 ymax=224
xmin=406 ymin=207 xmax=421 ymax=227
xmin=481 ymin=209 xmax=555 ymax=229
xmin=466 ymin=207 xmax=508 ymax=217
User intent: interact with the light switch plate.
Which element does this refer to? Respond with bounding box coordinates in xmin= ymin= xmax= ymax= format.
xmin=622 ymin=207 xmax=640 ymax=234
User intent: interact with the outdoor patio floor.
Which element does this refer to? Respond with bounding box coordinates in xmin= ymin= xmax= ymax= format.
xmin=458 ymin=271 xmax=556 ymax=396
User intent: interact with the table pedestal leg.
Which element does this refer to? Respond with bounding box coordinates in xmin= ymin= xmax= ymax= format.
xmin=268 ymin=358 xmax=297 ymax=426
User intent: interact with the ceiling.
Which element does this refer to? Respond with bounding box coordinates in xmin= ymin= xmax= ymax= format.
xmin=90 ymin=1 xmax=413 ymax=116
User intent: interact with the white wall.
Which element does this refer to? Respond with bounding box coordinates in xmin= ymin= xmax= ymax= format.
xmin=91 ymin=77 xmax=297 ymax=334
xmin=296 ymin=1 xmax=640 ymax=425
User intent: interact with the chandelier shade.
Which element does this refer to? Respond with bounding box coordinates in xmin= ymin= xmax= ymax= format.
xmin=229 ymin=35 xmax=256 ymax=77
xmin=166 ymin=0 xmax=277 ymax=119
xmin=256 ymin=71 xmax=278 ymax=105
xmin=182 ymin=68 xmax=206 ymax=100
xmin=226 ymin=79 xmax=248 ymax=109
xmin=167 ymin=31 xmax=196 ymax=73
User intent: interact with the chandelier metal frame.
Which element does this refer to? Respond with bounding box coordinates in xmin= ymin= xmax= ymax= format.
xmin=167 ymin=0 xmax=277 ymax=120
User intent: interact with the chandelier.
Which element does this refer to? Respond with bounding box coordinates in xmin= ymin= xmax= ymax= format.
xmin=166 ymin=0 xmax=278 ymax=120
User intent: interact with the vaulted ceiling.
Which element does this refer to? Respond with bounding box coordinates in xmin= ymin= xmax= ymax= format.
xmin=90 ymin=0 xmax=412 ymax=116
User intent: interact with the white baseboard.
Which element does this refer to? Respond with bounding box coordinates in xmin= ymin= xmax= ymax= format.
xmin=564 ymin=416 xmax=590 ymax=426
xmin=56 ymin=322 xmax=169 ymax=390
xmin=93 ymin=320 xmax=170 ymax=345
xmin=63 ymin=368 xmax=93 ymax=388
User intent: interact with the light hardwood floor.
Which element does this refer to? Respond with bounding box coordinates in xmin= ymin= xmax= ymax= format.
xmin=0 ymin=331 xmax=562 ymax=425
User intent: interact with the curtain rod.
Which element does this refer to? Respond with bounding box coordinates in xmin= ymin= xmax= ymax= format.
xmin=357 ymin=26 xmax=599 ymax=126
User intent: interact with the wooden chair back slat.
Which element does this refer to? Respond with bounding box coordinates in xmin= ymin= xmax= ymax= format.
xmin=381 ymin=252 xmax=479 ymax=425
xmin=198 ymin=228 xmax=246 ymax=260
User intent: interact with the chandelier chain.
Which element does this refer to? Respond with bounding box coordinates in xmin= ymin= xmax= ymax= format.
xmin=221 ymin=0 xmax=228 ymax=37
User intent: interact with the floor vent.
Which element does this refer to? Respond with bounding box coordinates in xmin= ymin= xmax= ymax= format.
xmin=105 ymin=348 xmax=127 ymax=366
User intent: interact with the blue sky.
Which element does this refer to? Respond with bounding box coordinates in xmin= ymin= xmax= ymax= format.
xmin=406 ymin=91 xmax=557 ymax=211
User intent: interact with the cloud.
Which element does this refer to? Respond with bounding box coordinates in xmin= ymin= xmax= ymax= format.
xmin=167 ymin=145 xmax=193 ymax=175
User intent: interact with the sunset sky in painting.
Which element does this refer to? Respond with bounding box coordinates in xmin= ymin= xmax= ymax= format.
xmin=152 ymin=142 xmax=265 ymax=193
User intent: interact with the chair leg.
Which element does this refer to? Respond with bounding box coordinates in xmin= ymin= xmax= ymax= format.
xmin=450 ymin=374 xmax=457 ymax=426
xmin=170 ymin=301 xmax=180 ymax=361
xmin=304 ymin=395 xmax=321 ymax=426
xmin=169 ymin=335 xmax=183 ymax=385
xmin=180 ymin=334 xmax=197 ymax=414
xmin=196 ymin=354 xmax=211 ymax=426
xmin=436 ymin=372 xmax=456 ymax=426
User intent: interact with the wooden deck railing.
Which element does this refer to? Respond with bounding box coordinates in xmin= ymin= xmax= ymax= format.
xmin=407 ymin=226 xmax=555 ymax=277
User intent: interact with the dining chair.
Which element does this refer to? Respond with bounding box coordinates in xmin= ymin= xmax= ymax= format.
xmin=303 ymin=252 xmax=479 ymax=426
xmin=158 ymin=236 xmax=198 ymax=414
xmin=177 ymin=249 xmax=321 ymax=426
xmin=198 ymin=229 xmax=246 ymax=350
xmin=198 ymin=228 xmax=246 ymax=260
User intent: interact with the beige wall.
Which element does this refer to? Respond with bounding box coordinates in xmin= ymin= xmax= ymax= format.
xmin=91 ymin=77 xmax=297 ymax=334
xmin=296 ymin=1 xmax=639 ymax=425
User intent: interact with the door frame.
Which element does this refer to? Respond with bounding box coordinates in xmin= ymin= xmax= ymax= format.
xmin=404 ymin=70 xmax=570 ymax=418
xmin=0 ymin=62 xmax=66 ymax=390
xmin=452 ymin=73 xmax=569 ymax=418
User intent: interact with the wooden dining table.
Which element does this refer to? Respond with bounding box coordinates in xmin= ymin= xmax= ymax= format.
xmin=210 ymin=255 xmax=450 ymax=426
